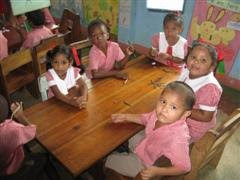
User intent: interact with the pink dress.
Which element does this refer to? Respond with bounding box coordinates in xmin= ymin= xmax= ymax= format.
xmin=22 ymin=25 xmax=53 ymax=48
xmin=0 ymin=31 xmax=8 ymax=60
xmin=0 ymin=119 xmax=36 ymax=175
xmin=178 ymin=67 xmax=222 ymax=142
xmin=135 ymin=110 xmax=191 ymax=171
xmin=86 ymin=41 xmax=125 ymax=78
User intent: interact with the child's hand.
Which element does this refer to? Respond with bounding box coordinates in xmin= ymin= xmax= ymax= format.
xmin=115 ymin=71 xmax=128 ymax=80
xmin=11 ymin=102 xmax=23 ymax=119
xmin=111 ymin=114 xmax=127 ymax=123
xmin=126 ymin=45 xmax=135 ymax=56
xmin=158 ymin=52 xmax=172 ymax=60
xmin=75 ymin=96 xmax=87 ymax=109
xmin=141 ymin=166 xmax=159 ymax=180
xmin=150 ymin=47 xmax=159 ymax=57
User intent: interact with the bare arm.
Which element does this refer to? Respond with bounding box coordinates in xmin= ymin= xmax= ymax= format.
xmin=114 ymin=45 xmax=134 ymax=70
xmin=11 ymin=102 xmax=29 ymax=126
xmin=92 ymin=69 xmax=128 ymax=80
xmin=111 ymin=114 xmax=142 ymax=124
xmin=76 ymin=78 xmax=88 ymax=100
xmin=190 ymin=109 xmax=214 ymax=122
xmin=50 ymin=85 xmax=80 ymax=108
xmin=140 ymin=166 xmax=188 ymax=180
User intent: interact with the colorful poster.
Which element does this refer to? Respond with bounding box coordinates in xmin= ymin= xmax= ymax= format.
xmin=82 ymin=0 xmax=119 ymax=35
xmin=187 ymin=0 xmax=240 ymax=88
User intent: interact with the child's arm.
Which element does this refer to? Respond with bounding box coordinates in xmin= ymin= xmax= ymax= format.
xmin=190 ymin=109 xmax=214 ymax=122
xmin=92 ymin=69 xmax=128 ymax=80
xmin=114 ymin=45 xmax=134 ymax=70
xmin=11 ymin=102 xmax=30 ymax=126
xmin=50 ymin=85 xmax=82 ymax=108
xmin=111 ymin=114 xmax=142 ymax=124
xmin=141 ymin=166 xmax=187 ymax=180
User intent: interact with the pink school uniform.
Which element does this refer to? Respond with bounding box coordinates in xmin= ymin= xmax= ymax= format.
xmin=22 ymin=25 xmax=53 ymax=49
xmin=0 ymin=119 xmax=36 ymax=175
xmin=0 ymin=31 xmax=8 ymax=60
xmin=46 ymin=66 xmax=81 ymax=98
xmin=105 ymin=110 xmax=191 ymax=177
xmin=178 ymin=67 xmax=222 ymax=142
xmin=135 ymin=110 xmax=191 ymax=170
xmin=151 ymin=32 xmax=188 ymax=68
xmin=86 ymin=41 xmax=125 ymax=79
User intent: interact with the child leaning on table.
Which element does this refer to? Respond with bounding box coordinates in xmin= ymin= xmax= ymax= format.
xmin=105 ymin=81 xmax=196 ymax=179
xmin=0 ymin=95 xmax=58 ymax=180
xmin=86 ymin=19 xmax=134 ymax=79
xmin=46 ymin=44 xmax=88 ymax=109
xmin=149 ymin=13 xmax=188 ymax=69
xmin=178 ymin=41 xmax=222 ymax=142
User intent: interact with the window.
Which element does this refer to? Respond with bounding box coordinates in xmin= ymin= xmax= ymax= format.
xmin=146 ymin=0 xmax=185 ymax=11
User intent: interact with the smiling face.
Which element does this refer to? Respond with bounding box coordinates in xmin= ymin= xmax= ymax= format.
xmin=90 ymin=24 xmax=109 ymax=48
xmin=187 ymin=46 xmax=215 ymax=79
xmin=156 ymin=89 xmax=191 ymax=124
xmin=51 ymin=54 xmax=71 ymax=79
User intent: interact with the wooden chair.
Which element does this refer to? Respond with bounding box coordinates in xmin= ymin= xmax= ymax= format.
xmin=32 ymin=34 xmax=65 ymax=77
xmin=105 ymin=108 xmax=240 ymax=180
xmin=69 ymin=39 xmax=92 ymax=66
xmin=0 ymin=48 xmax=37 ymax=103
xmin=32 ymin=34 xmax=65 ymax=101
xmin=59 ymin=8 xmax=82 ymax=44
xmin=184 ymin=108 xmax=240 ymax=180
xmin=70 ymin=39 xmax=92 ymax=89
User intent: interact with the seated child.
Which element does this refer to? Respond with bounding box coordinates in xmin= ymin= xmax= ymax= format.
xmin=149 ymin=13 xmax=188 ymax=69
xmin=46 ymin=45 xmax=88 ymax=109
xmin=178 ymin=41 xmax=222 ymax=142
xmin=86 ymin=19 xmax=134 ymax=79
xmin=0 ymin=19 xmax=8 ymax=60
xmin=22 ymin=9 xmax=53 ymax=49
xmin=105 ymin=81 xmax=196 ymax=179
xmin=0 ymin=96 xmax=59 ymax=180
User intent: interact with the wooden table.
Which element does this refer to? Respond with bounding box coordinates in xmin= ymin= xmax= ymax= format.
xmin=24 ymin=55 xmax=179 ymax=177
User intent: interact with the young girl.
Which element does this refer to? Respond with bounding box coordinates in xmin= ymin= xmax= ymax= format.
xmin=46 ymin=45 xmax=88 ymax=109
xmin=105 ymin=81 xmax=196 ymax=179
xmin=178 ymin=41 xmax=222 ymax=142
xmin=86 ymin=19 xmax=134 ymax=79
xmin=149 ymin=13 xmax=188 ymax=69
xmin=22 ymin=9 xmax=53 ymax=48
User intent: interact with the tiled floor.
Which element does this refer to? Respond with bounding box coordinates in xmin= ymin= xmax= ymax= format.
xmin=10 ymin=85 xmax=240 ymax=180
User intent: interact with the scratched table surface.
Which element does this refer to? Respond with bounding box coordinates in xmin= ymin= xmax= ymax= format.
xmin=24 ymin=55 xmax=179 ymax=177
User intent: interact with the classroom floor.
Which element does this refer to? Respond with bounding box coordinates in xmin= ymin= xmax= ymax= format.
xmin=11 ymin=85 xmax=240 ymax=180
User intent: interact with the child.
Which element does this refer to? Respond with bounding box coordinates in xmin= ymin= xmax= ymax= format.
xmin=178 ymin=41 xmax=222 ymax=142
xmin=0 ymin=19 xmax=8 ymax=60
xmin=105 ymin=81 xmax=196 ymax=179
xmin=86 ymin=19 xmax=134 ymax=79
xmin=46 ymin=45 xmax=88 ymax=109
xmin=22 ymin=9 xmax=53 ymax=49
xmin=149 ymin=13 xmax=188 ymax=69
xmin=0 ymin=96 xmax=58 ymax=180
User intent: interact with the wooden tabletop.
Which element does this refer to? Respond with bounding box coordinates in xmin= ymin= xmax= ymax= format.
xmin=24 ymin=55 xmax=179 ymax=176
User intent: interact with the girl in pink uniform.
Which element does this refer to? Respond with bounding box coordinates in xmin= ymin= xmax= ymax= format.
xmin=178 ymin=41 xmax=222 ymax=142
xmin=149 ymin=13 xmax=188 ymax=69
xmin=86 ymin=19 xmax=134 ymax=79
xmin=22 ymin=9 xmax=53 ymax=49
xmin=46 ymin=45 xmax=88 ymax=109
xmin=105 ymin=81 xmax=195 ymax=179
